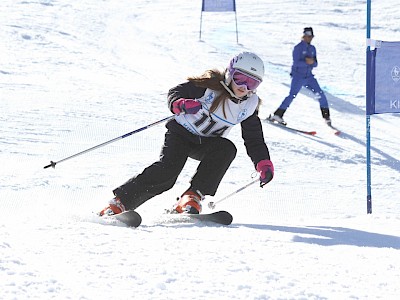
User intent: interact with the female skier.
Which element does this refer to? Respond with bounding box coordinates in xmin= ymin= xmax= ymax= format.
xmin=100 ymin=51 xmax=274 ymax=215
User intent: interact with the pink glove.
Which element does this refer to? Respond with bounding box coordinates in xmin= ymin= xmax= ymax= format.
xmin=256 ymin=159 xmax=274 ymax=186
xmin=172 ymin=98 xmax=202 ymax=115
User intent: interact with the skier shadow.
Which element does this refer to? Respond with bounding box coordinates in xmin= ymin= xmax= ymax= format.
xmin=337 ymin=132 xmax=400 ymax=172
xmin=296 ymin=87 xmax=400 ymax=171
xmin=234 ymin=223 xmax=400 ymax=249
xmin=295 ymin=85 xmax=365 ymax=116
xmin=283 ymin=130 xmax=400 ymax=172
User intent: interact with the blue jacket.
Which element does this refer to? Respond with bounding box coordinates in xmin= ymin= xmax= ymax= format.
xmin=290 ymin=40 xmax=318 ymax=78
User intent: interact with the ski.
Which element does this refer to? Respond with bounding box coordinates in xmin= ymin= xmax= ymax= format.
xmin=186 ymin=211 xmax=233 ymax=225
xmin=265 ymin=118 xmax=317 ymax=136
xmin=113 ymin=210 xmax=142 ymax=227
xmin=326 ymin=123 xmax=341 ymax=135
xmin=164 ymin=211 xmax=233 ymax=225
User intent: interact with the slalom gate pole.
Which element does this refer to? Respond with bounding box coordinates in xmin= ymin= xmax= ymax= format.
xmin=44 ymin=115 xmax=175 ymax=169
xmin=208 ymin=178 xmax=259 ymax=210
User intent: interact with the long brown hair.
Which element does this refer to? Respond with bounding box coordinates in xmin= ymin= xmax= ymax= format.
xmin=187 ymin=69 xmax=231 ymax=117
xmin=188 ymin=69 xmax=262 ymax=117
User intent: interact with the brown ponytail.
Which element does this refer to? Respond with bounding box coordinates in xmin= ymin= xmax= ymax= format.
xmin=187 ymin=69 xmax=230 ymax=117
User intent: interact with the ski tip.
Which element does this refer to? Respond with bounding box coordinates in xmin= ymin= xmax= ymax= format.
xmin=310 ymin=131 xmax=317 ymax=136
xmin=115 ymin=210 xmax=142 ymax=227
xmin=215 ymin=210 xmax=233 ymax=225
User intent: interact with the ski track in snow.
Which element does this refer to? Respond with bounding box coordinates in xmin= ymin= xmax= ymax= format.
xmin=1 ymin=0 xmax=399 ymax=299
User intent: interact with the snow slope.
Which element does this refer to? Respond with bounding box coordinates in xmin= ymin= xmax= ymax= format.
xmin=1 ymin=0 xmax=399 ymax=299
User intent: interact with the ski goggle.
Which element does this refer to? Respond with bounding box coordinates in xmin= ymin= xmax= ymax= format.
xmin=232 ymin=70 xmax=262 ymax=91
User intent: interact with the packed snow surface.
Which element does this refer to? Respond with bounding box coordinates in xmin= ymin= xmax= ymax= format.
xmin=1 ymin=0 xmax=399 ymax=299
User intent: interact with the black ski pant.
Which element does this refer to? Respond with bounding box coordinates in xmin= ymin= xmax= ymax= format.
xmin=113 ymin=129 xmax=237 ymax=210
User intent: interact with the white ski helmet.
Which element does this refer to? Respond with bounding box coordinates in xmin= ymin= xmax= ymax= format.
xmin=227 ymin=52 xmax=265 ymax=83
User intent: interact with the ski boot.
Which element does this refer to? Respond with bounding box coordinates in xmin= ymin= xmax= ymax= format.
xmin=267 ymin=108 xmax=287 ymax=125
xmin=99 ymin=196 xmax=126 ymax=216
xmin=267 ymin=114 xmax=287 ymax=126
xmin=174 ymin=190 xmax=204 ymax=214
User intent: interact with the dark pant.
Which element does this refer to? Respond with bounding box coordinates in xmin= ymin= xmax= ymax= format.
xmin=113 ymin=130 xmax=237 ymax=210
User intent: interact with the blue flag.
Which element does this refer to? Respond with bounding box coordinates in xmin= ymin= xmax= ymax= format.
xmin=202 ymin=0 xmax=236 ymax=12
xmin=374 ymin=41 xmax=400 ymax=114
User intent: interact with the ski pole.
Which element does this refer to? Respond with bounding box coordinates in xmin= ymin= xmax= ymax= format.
xmin=208 ymin=178 xmax=259 ymax=210
xmin=44 ymin=115 xmax=175 ymax=169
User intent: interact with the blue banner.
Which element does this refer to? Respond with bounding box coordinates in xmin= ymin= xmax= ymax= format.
xmin=374 ymin=41 xmax=400 ymax=114
xmin=202 ymin=0 xmax=236 ymax=12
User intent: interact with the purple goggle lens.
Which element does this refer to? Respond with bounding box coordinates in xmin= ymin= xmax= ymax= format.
xmin=232 ymin=70 xmax=261 ymax=90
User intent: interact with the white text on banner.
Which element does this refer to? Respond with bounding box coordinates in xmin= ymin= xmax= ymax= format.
xmin=374 ymin=41 xmax=400 ymax=114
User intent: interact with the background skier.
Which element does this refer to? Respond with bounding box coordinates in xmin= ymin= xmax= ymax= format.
xmin=268 ymin=27 xmax=332 ymax=126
